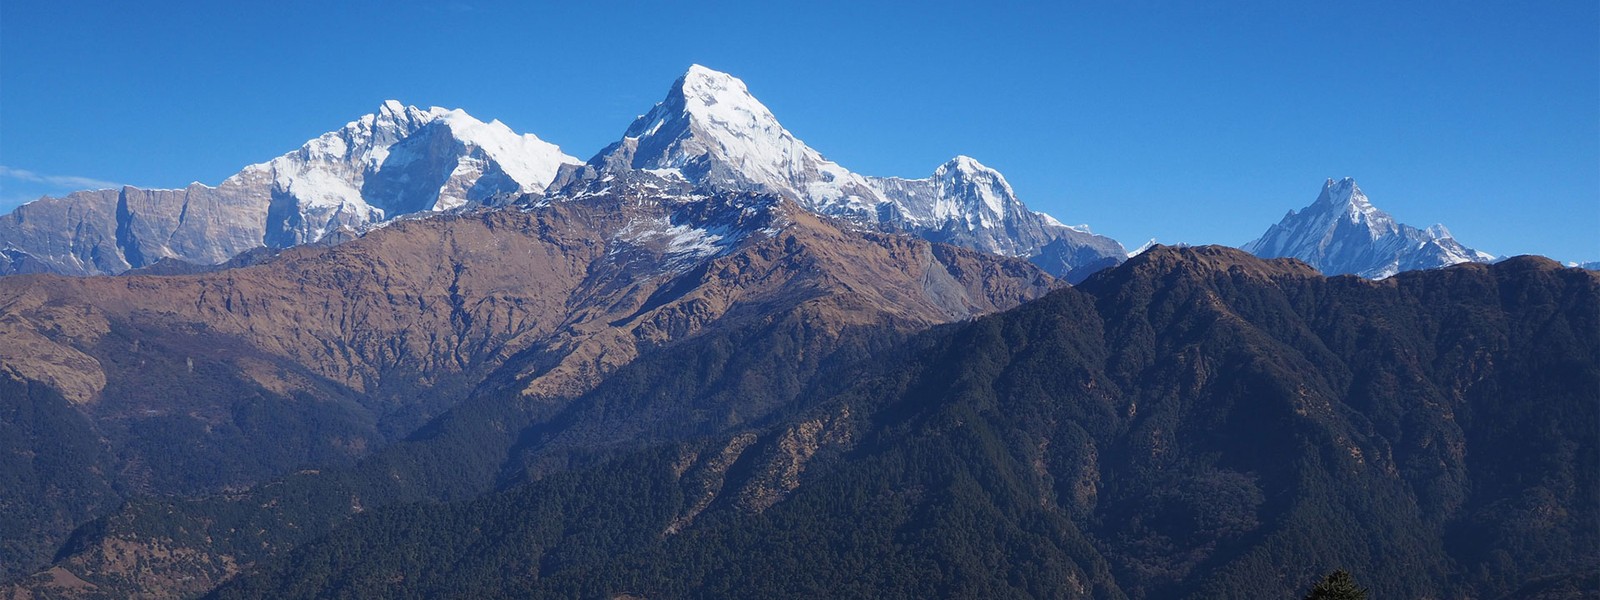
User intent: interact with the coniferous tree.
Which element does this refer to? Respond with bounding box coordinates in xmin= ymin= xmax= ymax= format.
xmin=1303 ymin=570 xmax=1369 ymax=600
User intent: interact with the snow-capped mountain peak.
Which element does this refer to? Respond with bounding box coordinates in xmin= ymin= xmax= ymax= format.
xmin=375 ymin=98 xmax=431 ymax=129
xmin=865 ymin=155 xmax=1125 ymax=280
xmin=231 ymin=101 xmax=580 ymax=233
xmin=1244 ymin=177 xmax=1492 ymax=278
xmin=930 ymin=155 xmax=1017 ymax=228
xmin=1127 ymin=238 xmax=1159 ymax=258
xmin=547 ymin=65 xmax=1128 ymax=281
xmin=640 ymin=64 xmax=781 ymax=136
xmin=430 ymin=108 xmax=578 ymax=195
xmin=628 ymin=68 xmax=741 ymax=135
xmin=1311 ymin=177 xmax=1389 ymax=231
xmin=575 ymin=65 xmax=885 ymax=219
xmin=0 ymin=101 xmax=584 ymax=276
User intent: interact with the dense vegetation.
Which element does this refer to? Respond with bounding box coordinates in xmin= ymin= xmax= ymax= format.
xmin=1303 ymin=570 xmax=1368 ymax=600
xmin=195 ymin=249 xmax=1596 ymax=599
xmin=10 ymin=294 xmax=922 ymax=597
xmin=0 ymin=376 xmax=119 ymax=582
xmin=0 ymin=318 xmax=474 ymax=580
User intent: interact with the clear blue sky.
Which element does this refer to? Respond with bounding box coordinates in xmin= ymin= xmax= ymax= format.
xmin=3 ymin=0 xmax=1596 ymax=262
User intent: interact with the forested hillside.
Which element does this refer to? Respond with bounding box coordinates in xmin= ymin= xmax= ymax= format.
xmin=202 ymin=248 xmax=1596 ymax=599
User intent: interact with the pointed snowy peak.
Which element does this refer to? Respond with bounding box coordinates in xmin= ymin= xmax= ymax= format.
xmin=552 ymin=66 xmax=1127 ymax=281
xmin=430 ymin=109 xmax=582 ymax=193
xmin=935 ymin=155 xmax=1016 ymax=197
xmin=683 ymin=63 xmax=755 ymax=98
xmin=1422 ymin=223 xmax=1467 ymax=243
xmin=624 ymin=64 xmax=783 ymax=140
xmin=1310 ymin=177 xmax=1390 ymax=226
xmin=865 ymin=155 xmax=1125 ymax=277
xmin=565 ymin=65 xmax=885 ymax=219
xmin=1243 ymin=178 xmax=1492 ymax=278
xmin=374 ymin=99 xmax=432 ymax=130
xmin=940 ymin=155 xmax=1005 ymax=177
xmin=874 ymin=155 xmax=1052 ymax=233
xmin=931 ymin=156 xmax=1096 ymax=233
xmin=929 ymin=155 xmax=1021 ymax=228
xmin=1315 ymin=177 xmax=1365 ymax=207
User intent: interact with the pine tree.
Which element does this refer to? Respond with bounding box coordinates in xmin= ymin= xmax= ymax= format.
xmin=1303 ymin=569 xmax=1369 ymax=600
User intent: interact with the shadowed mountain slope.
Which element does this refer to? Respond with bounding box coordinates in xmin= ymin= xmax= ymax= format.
xmin=197 ymin=247 xmax=1597 ymax=599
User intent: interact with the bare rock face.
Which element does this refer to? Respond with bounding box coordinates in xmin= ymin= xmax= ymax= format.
xmin=0 ymin=101 xmax=579 ymax=276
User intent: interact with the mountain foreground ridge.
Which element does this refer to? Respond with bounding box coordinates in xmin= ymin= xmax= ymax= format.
xmin=0 ymin=174 xmax=1058 ymax=590
xmin=8 ymin=245 xmax=1589 ymax=599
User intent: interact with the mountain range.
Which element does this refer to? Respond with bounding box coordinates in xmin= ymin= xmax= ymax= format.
xmin=549 ymin=65 xmax=1127 ymax=282
xmin=0 ymin=65 xmax=1590 ymax=599
xmin=0 ymin=65 xmax=1506 ymax=283
xmin=0 ymin=102 xmax=578 ymax=276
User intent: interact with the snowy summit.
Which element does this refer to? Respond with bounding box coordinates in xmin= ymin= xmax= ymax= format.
xmin=1243 ymin=177 xmax=1494 ymax=279
xmin=555 ymin=65 xmax=1127 ymax=281
xmin=0 ymin=101 xmax=581 ymax=275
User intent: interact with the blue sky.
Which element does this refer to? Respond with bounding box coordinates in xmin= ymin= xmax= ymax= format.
xmin=2 ymin=1 xmax=1596 ymax=262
